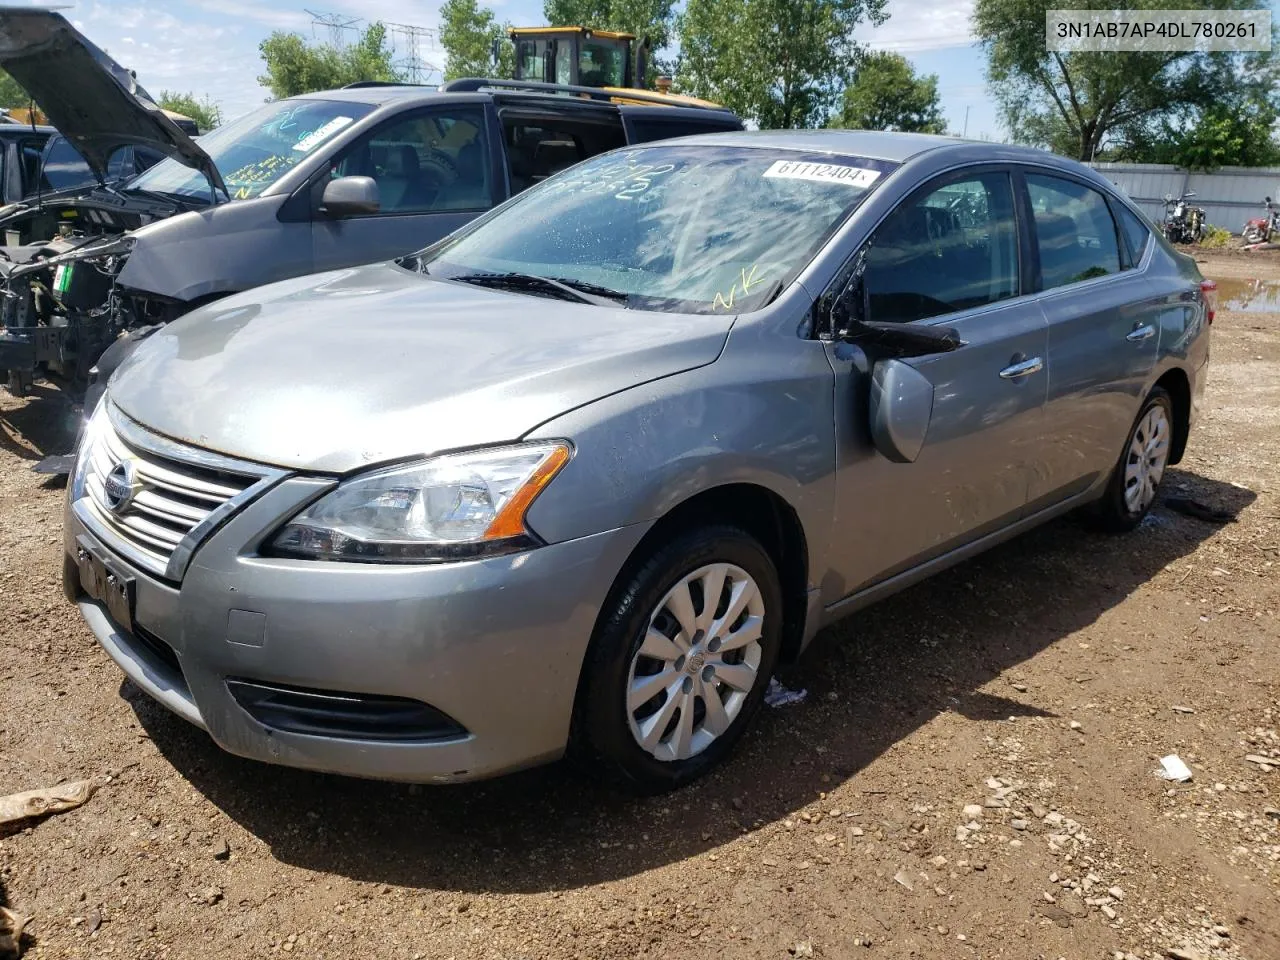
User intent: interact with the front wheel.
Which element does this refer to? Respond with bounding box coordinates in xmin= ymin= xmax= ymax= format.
xmin=1091 ymin=388 xmax=1174 ymax=532
xmin=576 ymin=525 xmax=784 ymax=792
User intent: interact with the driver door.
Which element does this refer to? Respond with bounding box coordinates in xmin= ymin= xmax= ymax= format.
xmin=311 ymin=105 xmax=497 ymax=272
xmin=824 ymin=167 xmax=1051 ymax=600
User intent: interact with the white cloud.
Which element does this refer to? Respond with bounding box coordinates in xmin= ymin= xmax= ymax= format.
xmin=855 ymin=0 xmax=976 ymax=53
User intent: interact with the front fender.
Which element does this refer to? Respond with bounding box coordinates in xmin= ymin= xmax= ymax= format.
xmin=522 ymin=323 xmax=838 ymax=585
xmin=117 ymin=195 xmax=306 ymax=302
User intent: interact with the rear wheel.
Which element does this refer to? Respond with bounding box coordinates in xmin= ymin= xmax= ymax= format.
xmin=577 ymin=525 xmax=783 ymax=792
xmin=1091 ymin=387 xmax=1174 ymax=531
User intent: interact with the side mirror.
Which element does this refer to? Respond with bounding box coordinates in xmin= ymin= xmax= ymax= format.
xmin=868 ymin=359 xmax=935 ymax=463
xmin=846 ymin=319 xmax=963 ymax=356
xmin=319 ymin=176 xmax=380 ymax=218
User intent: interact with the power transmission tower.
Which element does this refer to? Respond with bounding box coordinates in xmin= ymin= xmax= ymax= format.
xmin=384 ymin=20 xmax=443 ymax=84
xmin=305 ymin=9 xmax=361 ymax=48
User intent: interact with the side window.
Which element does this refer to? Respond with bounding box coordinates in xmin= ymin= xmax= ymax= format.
xmin=501 ymin=116 xmax=626 ymax=194
xmin=1113 ymin=202 xmax=1151 ymax=266
xmin=331 ymin=107 xmax=491 ymax=214
xmin=1026 ymin=173 xmax=1121 ymax=289
xmin=39 ymin=137 xmax=96 ymax=192
xmin=863 ymin=171 xmax=1019 ymax=324
xmin=106 ymin=146 xmax=132 ymax=181
xmin=626 ymin=116 xmax=739 ymax=144
xmin=19 ymin=139 xmax=44 ymax=193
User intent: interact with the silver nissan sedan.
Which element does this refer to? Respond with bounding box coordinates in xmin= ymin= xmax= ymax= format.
xmin=64 ymin=130 xmax=1212 ymax=792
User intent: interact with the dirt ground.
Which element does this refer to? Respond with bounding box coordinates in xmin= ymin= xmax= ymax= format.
xmin=1 ymin=251 xmax=1278 ymax=960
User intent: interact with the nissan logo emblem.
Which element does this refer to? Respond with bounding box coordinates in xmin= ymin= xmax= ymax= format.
xmin=102 ymin=460 xmax=139 ymax=514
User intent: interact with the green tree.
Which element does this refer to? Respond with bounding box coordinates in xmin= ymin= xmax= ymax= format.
xmin=677 ymin=0 xmax=887 ymax=129
xmin=0 ymin=69 xmax=29 ymax=109
xmin=258 ymin=22 xmax=401 ymax=99
xmin=973 ymin=0 xmax=1279 ymax=161
xmin=439 ymin=0 xmax=513 ymax=81
xmin=157 ymin=91 xmax=221 ymax=132
xmin=833 ymin=51 xmax=945 ymax=133
xmin=1118 ymin=101 xmax=1280 ymax=169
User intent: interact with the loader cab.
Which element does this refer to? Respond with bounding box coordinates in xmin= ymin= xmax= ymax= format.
xmin=508 ymin=27 xmax=649 ymax=90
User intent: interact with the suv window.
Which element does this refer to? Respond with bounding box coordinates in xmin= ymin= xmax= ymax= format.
xmin=1113 ymin=202 xmax=1151 ymax=266
xmin=1026 ymin=173 xmax=1121 ymax=289
xmin=500 ymin=114 xmax=626 ymax=193
xmin=863 ymin=171 xmax=1019 ymax=324
xmin=333 ymin=107 xmax=491 ymax=214
xmin=40 ymin=136 xmax=97 ymax=191
xmin=626 ymin=114 xmax=740 ymax=145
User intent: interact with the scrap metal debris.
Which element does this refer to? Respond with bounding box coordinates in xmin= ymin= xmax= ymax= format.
xmin=765 ymin=678 xmax=807 ymax=708
xmin=0 ymin=778 xmax=104 ymax=826
xmin=0 ymin=906 xmax=30 ymax=960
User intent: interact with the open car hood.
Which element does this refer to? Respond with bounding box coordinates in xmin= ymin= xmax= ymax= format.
xmin=0 ymin=7 xmax=223 ymax=194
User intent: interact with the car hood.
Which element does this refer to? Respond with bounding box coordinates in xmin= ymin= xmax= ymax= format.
xmin=108 ymin=263 xmax=734 ymax=473
xmin=0 ymin=8 xmax=219 ymax=190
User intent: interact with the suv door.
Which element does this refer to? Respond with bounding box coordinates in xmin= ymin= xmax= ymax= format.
xmin=1019 ymin=170 xmax=1161 ymax=509
xmin=825 ymin=167 xmax=1049 ymax=597
xmin=312 ymin=104 xmax=497 ymax=273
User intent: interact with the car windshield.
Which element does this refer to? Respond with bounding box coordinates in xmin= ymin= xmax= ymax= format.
xmin=125 ymin=98 xmax=375 ymax=202
xmin=416 ymin=145 xmax=898 ymax=314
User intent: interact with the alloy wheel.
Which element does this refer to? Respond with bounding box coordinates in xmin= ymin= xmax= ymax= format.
xmin=625 ymin=562 xmax=765 ymax=762
xmin=1123 ymin=403 xmax=1170 ymax=514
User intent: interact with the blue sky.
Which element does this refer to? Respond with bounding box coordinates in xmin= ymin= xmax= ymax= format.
xmin=46 ymin=0 xmax=996 ymax=136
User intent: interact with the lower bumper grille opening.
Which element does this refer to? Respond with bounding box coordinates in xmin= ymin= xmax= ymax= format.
xmin=226 ymin=679 xmax=468 ymax=743
xmin=133 ymin=625 xmax=184 ymax=677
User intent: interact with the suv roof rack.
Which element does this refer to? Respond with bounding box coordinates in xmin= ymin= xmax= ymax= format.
xmin=342 ymin=80 xmax=434 ymax=89
xmin=439 ymin=77 xmax=734 ymax=113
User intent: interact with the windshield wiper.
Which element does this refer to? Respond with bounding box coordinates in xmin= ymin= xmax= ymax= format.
xmin=450 ymin=272 xmax=627 ymax=307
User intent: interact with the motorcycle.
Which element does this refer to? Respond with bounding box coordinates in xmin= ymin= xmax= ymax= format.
xmin=1242 ymin=196 xmax=1279 ymax=245
xmin=1162 ymin=190 xmax=1207 ymax=244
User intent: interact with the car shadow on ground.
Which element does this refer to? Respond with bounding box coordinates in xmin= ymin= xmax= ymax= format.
xmin=131 ymin=469 xmax=1255 ymax=895
xmin=0 ymin=384 xmax=77 ymax=462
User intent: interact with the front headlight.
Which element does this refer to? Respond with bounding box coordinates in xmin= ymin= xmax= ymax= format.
xmin=69 ymin=397 xmax=110 ymax=501
xmin=268 ymin=442 xmax=572 ymax=563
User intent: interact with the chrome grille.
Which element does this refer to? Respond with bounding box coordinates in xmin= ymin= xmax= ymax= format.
xmin=72 ymin=404 xmax=286 ymax=581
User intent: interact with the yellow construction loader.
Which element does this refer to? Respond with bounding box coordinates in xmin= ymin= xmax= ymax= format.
xmin=505 ymin=26 xmax=723 ymax=109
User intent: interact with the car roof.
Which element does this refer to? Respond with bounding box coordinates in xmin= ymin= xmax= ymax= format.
xmin=659 ymin=128 xmax=1053 ymax=164
xmin=0 ymin=122 xmax=55 ymax=137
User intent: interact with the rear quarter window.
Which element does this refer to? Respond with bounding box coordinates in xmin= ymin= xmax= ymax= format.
xmin=1114 ymin=202 xmax=1152 ymax=265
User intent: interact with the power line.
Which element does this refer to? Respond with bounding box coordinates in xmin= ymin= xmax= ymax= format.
xmin=303 ymin=9 xmax=442 ymax=84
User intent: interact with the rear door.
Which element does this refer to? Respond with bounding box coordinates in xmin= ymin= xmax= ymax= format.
xmin=619 ymin=106 xmax=745 ymax=144
xmin=311 ymin=103 xmax=498 ymax=272
xmin=1019 ymin=169 xmax=1161 ymax=510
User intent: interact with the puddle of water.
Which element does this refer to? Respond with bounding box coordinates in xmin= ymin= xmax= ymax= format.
xmin=1211 ymin=277 xmax=1280 ymax=313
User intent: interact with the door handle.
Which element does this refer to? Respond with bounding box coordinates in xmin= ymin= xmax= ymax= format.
xmin=1126 ymin=324 xmax=1155 ymax=342
xmin=999 ymin=356 xmax=1043 ymax=380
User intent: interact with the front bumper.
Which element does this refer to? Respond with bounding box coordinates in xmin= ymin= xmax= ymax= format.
xmin=65 ymin=476 xmax=648 ymax=783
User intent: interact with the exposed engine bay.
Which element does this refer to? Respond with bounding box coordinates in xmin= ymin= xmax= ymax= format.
xmin=0 ymin=212 xmax=178 ymax=399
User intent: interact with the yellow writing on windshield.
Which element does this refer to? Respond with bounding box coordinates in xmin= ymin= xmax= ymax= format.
xmin=712 ymin=264 xmax=767 ymax=311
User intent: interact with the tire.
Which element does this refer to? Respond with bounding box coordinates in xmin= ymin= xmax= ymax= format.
xmin=1091 ymin=387 xmax=1174 ymax=532
xmin=576 ymin=525 xmax=784 ymax=793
